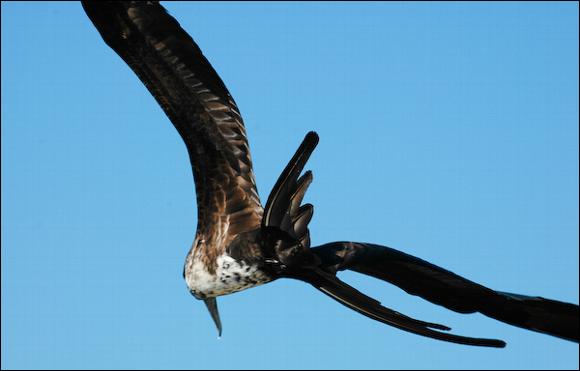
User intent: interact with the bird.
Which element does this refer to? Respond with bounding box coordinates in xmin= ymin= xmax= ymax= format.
xmin=82 ymin=1 xmax=579 ymax=348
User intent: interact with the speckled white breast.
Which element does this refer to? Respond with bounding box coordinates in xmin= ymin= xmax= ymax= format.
xmin=185 ymin=254 xmax=272 ymax=299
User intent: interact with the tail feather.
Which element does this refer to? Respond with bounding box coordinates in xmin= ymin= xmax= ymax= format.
xmin=311 ymin=241 xmax=579 ymax=343
xmin=482 ymin=291 xmax=579 ymax=342
xmin=303 ymin=270 xmax=507 ymax=348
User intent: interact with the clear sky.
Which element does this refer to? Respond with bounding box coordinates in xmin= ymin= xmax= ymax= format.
xmin=2 ymin=1 xmax=578 ymax=370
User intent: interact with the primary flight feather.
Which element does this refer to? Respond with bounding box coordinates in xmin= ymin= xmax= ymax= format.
xmin=83 ymin=1 xmax=579 ymax=347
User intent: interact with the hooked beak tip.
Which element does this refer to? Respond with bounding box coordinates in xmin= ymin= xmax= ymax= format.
xmin=203 ymin=297 xmax=222 ymax=337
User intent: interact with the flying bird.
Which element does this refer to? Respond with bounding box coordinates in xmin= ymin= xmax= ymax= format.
xmin=82 ymin=1 xmax=579 ymax=347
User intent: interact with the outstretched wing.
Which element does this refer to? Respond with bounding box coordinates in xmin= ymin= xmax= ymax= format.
xmin=83 ymin=2 xmax=263 ymax=253
xmin=311 ymin=242 xmax=579 ymax=343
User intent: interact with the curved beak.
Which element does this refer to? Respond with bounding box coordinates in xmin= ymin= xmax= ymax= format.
xmin=204 ymin=298 xmax=222 ymax=337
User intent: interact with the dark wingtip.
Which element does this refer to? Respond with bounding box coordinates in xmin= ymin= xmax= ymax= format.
xmin=305 ymin=131 xmax=319 ymax=146
xmin=263 ymin=131 xmax=320 ymax=229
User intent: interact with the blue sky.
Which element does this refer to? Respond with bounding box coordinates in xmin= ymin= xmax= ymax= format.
xmin=2 ymin=1 xmax=578 ymax=369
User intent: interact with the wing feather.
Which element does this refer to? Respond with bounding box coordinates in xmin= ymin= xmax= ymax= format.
xmin=83 ymin=2 xmax=263 ymax=265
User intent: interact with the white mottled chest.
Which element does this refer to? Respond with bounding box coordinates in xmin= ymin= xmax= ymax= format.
xmin=185 ymin=254 xmax=271 ymax=299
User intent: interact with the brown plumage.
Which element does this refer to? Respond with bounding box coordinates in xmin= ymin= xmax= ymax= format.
xmin=83 ymin=1 xmax=579 ymax=347
xmin=82 ymin=1 xmax=262 ymax=274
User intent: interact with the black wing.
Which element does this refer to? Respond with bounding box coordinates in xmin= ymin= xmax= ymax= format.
xmin=262 ymin=131 xmax=319 ymax=249
xmin=311 ymin=242 xmax=579 ymax=343
xmin=260 ymin=134 xmax=504 ymax=346
xmin=83 ymin=2 xmax=263 ymax=258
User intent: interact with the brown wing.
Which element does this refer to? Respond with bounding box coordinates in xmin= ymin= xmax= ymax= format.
xmin=82 ymin=2 xmax=263 ymax=254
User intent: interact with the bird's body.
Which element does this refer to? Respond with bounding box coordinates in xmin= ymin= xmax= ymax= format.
xmin=185 ymin=243 xmax=272 ymax=299
xmin=83 ymin=1 xmax=579 ymax=347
